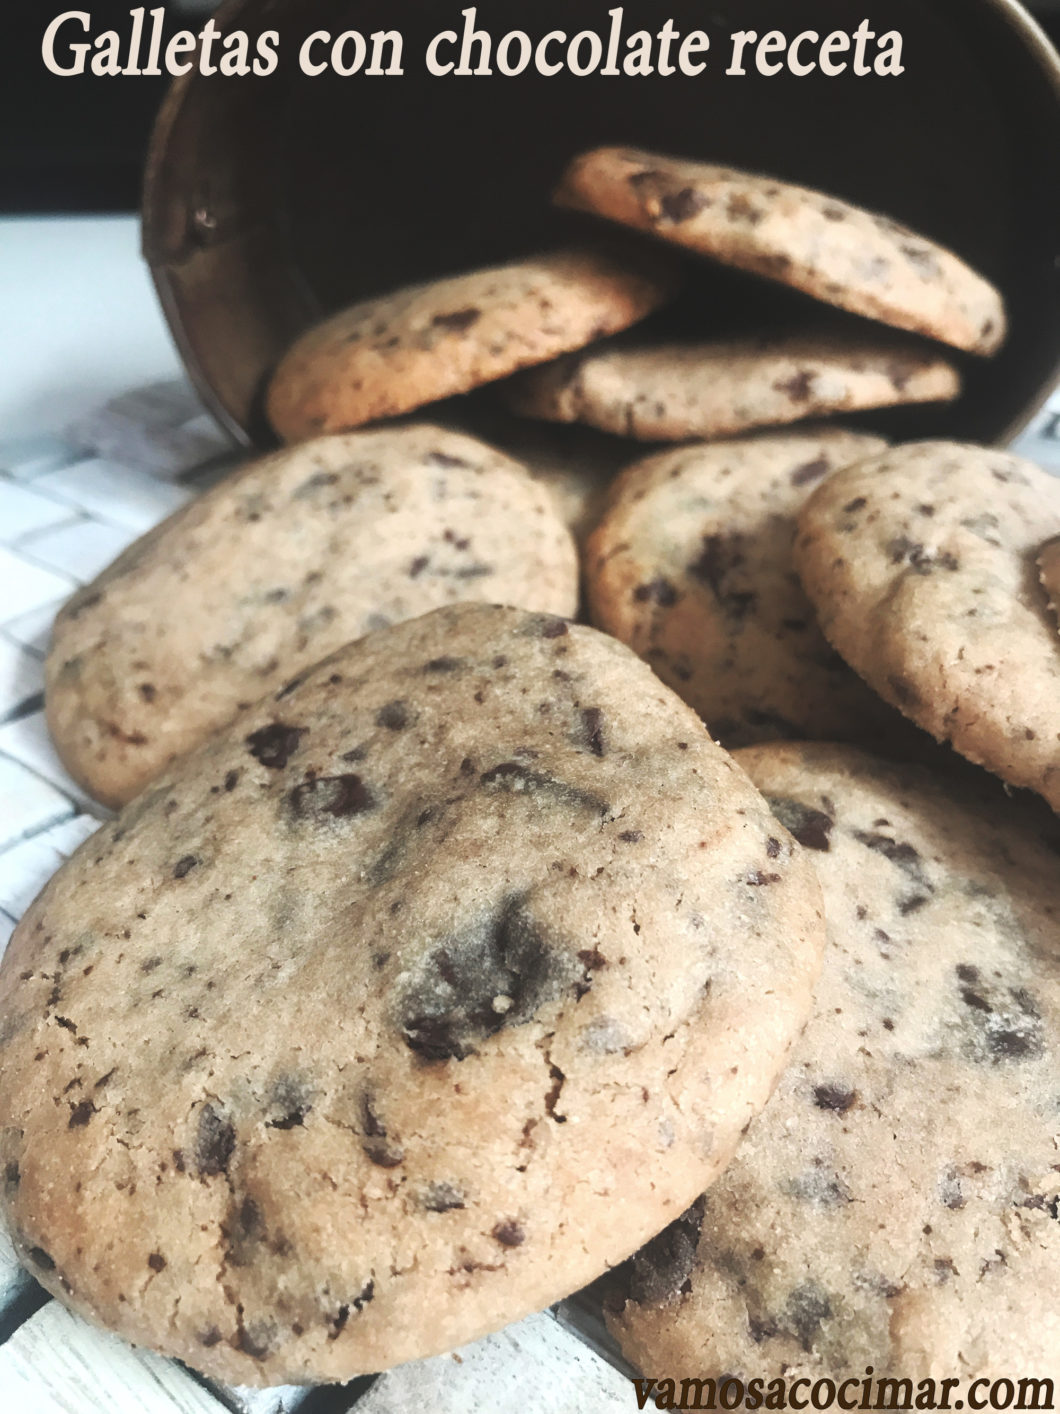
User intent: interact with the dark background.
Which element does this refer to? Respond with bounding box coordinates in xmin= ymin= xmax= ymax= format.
xmin=3 ymin=0 xmax=1060 ymax=213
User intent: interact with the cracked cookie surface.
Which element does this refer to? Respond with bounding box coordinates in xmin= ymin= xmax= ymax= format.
xmin=586 ymin=429 xmax=911 ymax=747
xmin=45 ymin=425 xmax=578 ymax=809
xmin=1 ymin=604 xmax=825 ymax=1385
xmin=503 ymin=333 xmax=960 ymax=443
xmin=794 ymin=442 xmax=1060 ymax=810
xmin=266 ymin=246 xmax=678 ymax=443
xmin=555 ymin=147 xmax=1005 ymax=355
xmin=609 ymin=743 xmax=1060 ymax=1381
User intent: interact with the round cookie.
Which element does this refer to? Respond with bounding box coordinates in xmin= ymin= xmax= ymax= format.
xmin=45 ymin=425 xmax=579 ymax=810
xmin=1 ymin=604 xmax=827 ymax=1387
xmin=503 ymin=333 xmax=961 ymax=443
xmin=266 ymin=246 xmax=679 ymax=443
xmin=1039 ymin=535 xmax=1060 ymax=631
xmin=554 ymin=147 xmax=1006 ymax=356
xmin=586 ymin=429 xmax=911 ymax=747
xmin=794 ymin=442 xmax=1060 ymax=810
xmin=609 ymin=742 xmax=1060 ymax=1382
xmin=478 ymin=418 xmax=632 ymax=546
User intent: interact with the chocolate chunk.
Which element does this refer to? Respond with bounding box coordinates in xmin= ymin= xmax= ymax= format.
xmin=939 ymin=1168 xmax=965 ymax=1209
xmin=267 ymin=1105 xmax=307 ymax=1131
xmin=540 ymin=618 xmax=569 ymax=638
xmin=660 ymin=187 xmax=709 ymax=223
xmin=223 ymin=770 xmax=240 ymax=792
xmin=246 ymin=723 xmax=306 ymax=769
xmin=492 ymin=1220 xmax=525 ymax=1247
xmin=791 ymin=457 xmax=831 ymax=487
xmin=633 ymin=577 xmax=679 ymax=607
xmin=173 ymin=855 xmax=199 ymax=880
xmin=580 ymin=708 xmax=606 ymax=757
xmin=147 ymin=1252 xmax=166 ymax=1271
xmin=326 ymin=1281 xmax=374 ymax=1340
xmin=775 ymin=371 xmax=816 ymax=403
xmin=749 ymin=1313 xmax=780 ymax=1343
xmin=899 ymin=893 xmax=930 ymax=916
xmin=376 ymin=700 xmax=411 ymax=732
xmin=224 ymin=1195 xmax=266 ymax=1266
xmin=689 ymin=534 xmax=755 ymax=619
xmin=619 ymin=830 xmax=644 ymax=843
xmin=68 ymin=1100 xmax=95 ymax=1128
xmin=624 ymin=1198 xmax=705 ymax=1306
xmin=888 ymin=538 xmax=959 ymax=575
xmin=955 ymin=974 xmax=1044 ymax=1065
xmin=426 ymin=451 xmax=470 ymax=469
xmin=766 ymin=797 xmax=834 ymax=852
xmin=813 ymin=1084 xmax=857 ymax=1113
xmin=783 ymin=1168 xmax=851 ymax=1207
xmin=889 ymin=535 xmax=922 ymax=566
xmin=853 ymin=832 xmax=932 ymax=893
xmin=399 ymin=894 xmax=579 ymax=1062
xmin=422 ymin=1182 xmax=466 ymax=1212
xmin=432 ymin=309 xmax=481 ymax=333
xmin=843 ymin=497 xmax=868 ymax=514
xmin=786 ymin=1280 xmax=832 ymax=1350
xmin=196 ymin=1104 xmax=236 ymax=1178
xmin=234 ymin=1321 xmax=275 ymax=1360
xmin=361 ymin=1095 xmax=404 ymax=1168
xmin=901 ymin=245 xmax=941 ymax=277
xmin=727 ymin=193 xmax=764 ymax=225
xmin=266 ymin=1076 xmax=312 ymax=1130
xmin=287 ymin=774 xmax=376 ymax=822
xmin=424 ymin=656 xmax=463 ymax=673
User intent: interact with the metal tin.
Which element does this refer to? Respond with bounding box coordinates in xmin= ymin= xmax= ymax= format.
xmin=143 ymin=0 xmax=1060 ymax=450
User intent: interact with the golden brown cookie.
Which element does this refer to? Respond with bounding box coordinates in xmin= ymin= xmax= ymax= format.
xmin=266 ymin=246 xmax=679 ymax=443
xmin=46 ymin=426 xmax=578 ymax=808
xmin=2 ymin=605 xmax=826 ymax=1386
xmin=610 ymin=743 xmax=1060 ymax=1384
xmin=586 ymin=429 xmax=910 ymax=746
xmin=555 ymin=148 xmax=1006 ymax=355
xmin=504 ymin=332 xmax=960 ymax=442
xmin=795 ymin=443 xmax=1060 ymax=810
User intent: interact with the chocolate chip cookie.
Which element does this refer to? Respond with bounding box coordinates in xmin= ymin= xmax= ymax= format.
xmin=503 ymin=333 xmax=961 ymax=443
xmin=586 ymin=429 xmax=911 ymax=746
xmin=3 ymin=604 xmax=827 ymax=1386
xmin=266 ymin=246 xmax=679 ymax=443
xmin=555 ymin=148 xmax=1006 ymax=356
xmin=45 ymin=425 xmax=579 ymax=809
xmin=610 ymin=743 xmax=1060 ymax=1382
xmin=794 ymin=442 xmax=1060 ymax=810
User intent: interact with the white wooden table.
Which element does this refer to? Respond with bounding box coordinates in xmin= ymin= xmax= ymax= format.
xmin=0 ymin=213 xmax=1058 ymax=1412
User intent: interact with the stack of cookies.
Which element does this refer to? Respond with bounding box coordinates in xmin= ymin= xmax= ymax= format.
xmin=0 ymin=146 xmax=1057 ymax=1391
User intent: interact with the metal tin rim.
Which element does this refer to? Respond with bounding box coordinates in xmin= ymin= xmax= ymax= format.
xmin=142 ymin=0 xmax=1060 ymax=451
